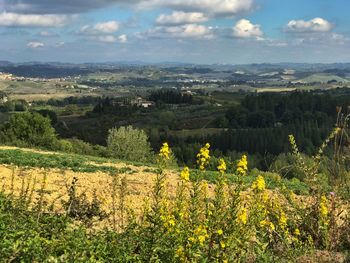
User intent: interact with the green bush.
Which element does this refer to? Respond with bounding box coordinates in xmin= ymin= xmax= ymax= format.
xmin=107 ymin=125 xmax=153 ymax=162
xmin=0 ymin=112 xmax=60 ymax=150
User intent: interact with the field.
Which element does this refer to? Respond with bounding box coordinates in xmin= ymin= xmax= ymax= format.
xmin=0 ymin=144 xmax=350 ymax=262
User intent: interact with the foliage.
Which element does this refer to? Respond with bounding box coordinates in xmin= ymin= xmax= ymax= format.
xmin=149 ymin=89 xmax=193 ymax=104
xmin=0 ymin=141 xmax=349 ymax=262
xmin=0 ymin=148 xmax=119 ymax=173
xmin=0 ymin=112 xmax=60 ymax=150
xmin=107 ymin=125 xmax=153 ymax=162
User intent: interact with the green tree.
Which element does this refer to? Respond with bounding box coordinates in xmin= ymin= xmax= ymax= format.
xmin=0 ymin=112 xmax=59 ymax=149
xmin=107 ymin=126 xmax=153 ymax=162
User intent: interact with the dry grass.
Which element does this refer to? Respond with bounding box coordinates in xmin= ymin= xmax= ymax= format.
xmin=0 ymin=163 xmax=181 ymax=228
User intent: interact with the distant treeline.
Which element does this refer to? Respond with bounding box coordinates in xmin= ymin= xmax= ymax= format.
xmin=35 ymin=96 xmax=100 ymax=107
xmin=149 ymin=89 xmax=193 ymax=104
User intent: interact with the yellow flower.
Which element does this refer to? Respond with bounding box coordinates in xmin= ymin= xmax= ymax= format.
xmin=175 ymin=246 xmax=187 ymax=261
xmin=294 ymin=228 xmax=301 ymax=236
xmin=159 ymin=142 xmax=171 ymax=160
xmin=191 ymin=225 xmax=209 ymax=245
xmin=198 ymin=235 xmax=206 ymax=245
xmin=217 ymin=158 xmax=227 ymax=174
xmin=220 ymin=241 xmax=226 ymax=248
xmin=260 ymin=220 xmax=275 ymax=231
xmin=279 ymin=212 xmax=287 ymax=230
xmin=236 ymin=207 xmax=248 ymax=225
xmin=168 ymin=219 xmax=175 ymax=227
xmin=180 ymin=166 xmax=190 ymax=181
xmin=236 ymin=154 xmax=248 ymax=176
xmin=217 ymin=229 xmax=223 ymax=235
xmin=197 ymin=143 xmax=210 ymax=170
xmin=319 ymin=195 xmax=328 ymax=217
xmin=252 ymin=175 xmax=265 ymax=191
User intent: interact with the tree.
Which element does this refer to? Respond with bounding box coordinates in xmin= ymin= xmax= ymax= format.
xmin=0 ymin=112 xmax=59 ymax=149
xmin=107 ymin=126 xmax=153 ymax=162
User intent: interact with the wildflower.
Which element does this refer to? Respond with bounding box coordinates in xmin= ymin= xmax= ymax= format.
xmin=159 ymin=142 xmax=170 ymax=160
xmin=168 ymin=219 xmax=175 ymax=227
xmin=252 ymin=175 xmax=266 ymax=191
xmin=319 ymin=195 xmax=328 ymax=217
xmin=180 ymin=166 xmax=190 ymax=181
xmin=197 ymin=143 xmax=210 ymax=170
xmin=220 ymin=241 xmax=226 ymax=248
xmin=198 ymin=235 xmax=206 ymax=245
xmin=236 ymin=154 xmax=248 ymax=176
xmin=294 ymin=228 xmax=301 ymax=236
xmin=262 ymin=192 xmax=269 ymax=203
xmin=217 ymin=158 xmax=227 ymax=174
xmin=175 ymin=246 xmax=186 ymax=261
xmin=279 ymin=211 xmax=287 ymax=230
xmin=260 ymin=220 xmax=275 ymax=231
xmin=191 ymin=225 xmax=209 ymax=245
xmin=236 ymin=207 xmax=248 ymax=225
xmin=217 ymin=229 xmax=223 ymax=235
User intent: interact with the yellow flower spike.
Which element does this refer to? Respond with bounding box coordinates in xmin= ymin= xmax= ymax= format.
xmin=180 ymin=166 xmax=190 ymax=181
xmin=279 ymin=211 xmax=287 ymax=230
xmin=159 ymin=142 xmax=171 ymax=160
xmin=197 ymin=143 xmax=211 ymax=170
xmin=260 ymin=220 xmax=275 ymax=231
xmin=236 ymin=207 xmax=248 ymax=225
xmin=294 ymin=228 xmax=301 ymax=236
xmin=236 ymin=154 xmax=248 ymax=176
xmin=319 ymin=195 xmax=328 ymax=217
xmin=252 ymin=175 xmax=266 ymax=191
xmin=217 ymin=229 xmax=223 ymax=235
xmin=217 ymin=158 xmax=227 ymax=175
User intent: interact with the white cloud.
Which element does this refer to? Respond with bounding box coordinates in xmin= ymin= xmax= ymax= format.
xmin=55 ymin=42 xmax=65 ymax=47
xmin=79 ymin=21 xmax=120 ymax=35
xmin=27 ymin=41 xmax=44 ymax=48
xmin=97 ymin=35 xmax=118 ymax=43
xmin=39 ymin=31 xmax=58 ymax=37
xmin=147 ymin=24 xmax=213 ymax=39
xmin=118 ymin=34 xmax=128 ymax=43
xmin=156 ymin=11 xmax=208 ymax=26
xmin=285 ymin=18 xmax=333 ymax=33
xmin=0 ymin=12 xmax=72 ymax=27
xmin=142 ymin=0 xmax=254 ymax=17
xmin=97 ymin=34 xmax=128 ymax=43
xmin=233 ymin=19 xmax=263 ymax=39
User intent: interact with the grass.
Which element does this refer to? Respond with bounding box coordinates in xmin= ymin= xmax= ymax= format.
xmin=0 ymin=148 xmax=119 ymax=173
xmin=200 ymin=169 xmax=310 ymax=195
xmin=0 ymin=147 xmax=309 ymax=194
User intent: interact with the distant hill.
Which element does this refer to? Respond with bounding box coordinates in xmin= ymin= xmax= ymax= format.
xmin=297 ymin=73 xmax=350 ymax=84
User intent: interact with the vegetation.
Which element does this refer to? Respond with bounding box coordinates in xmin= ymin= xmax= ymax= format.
xmin=107 ymin=125 xmax=153 ymax=162
xmin=0 ymin=148 xmax=119 ymax=173
xmin=0 ymin=112 xmax=61 ymax=150
xmin=3 ymin=63 xmax=350 ymax=260
xmin=1 ymin=136 xmax=350 ymax=262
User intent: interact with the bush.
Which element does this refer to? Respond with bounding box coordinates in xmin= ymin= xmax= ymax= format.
xmin=107 ymin=125 xmax=153 ymax=162
xmin=0 ymin=112 xmax=60 ymax=150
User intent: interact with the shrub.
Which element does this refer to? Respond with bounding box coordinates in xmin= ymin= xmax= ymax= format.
xmin=0 ymin=112 xmax=60 ymax=149
xmin=107 ymin=125 xmax=153 ymax=162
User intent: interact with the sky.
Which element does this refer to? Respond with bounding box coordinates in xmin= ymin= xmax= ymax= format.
xmin=0 ymin=0 xmax=350 ymax=64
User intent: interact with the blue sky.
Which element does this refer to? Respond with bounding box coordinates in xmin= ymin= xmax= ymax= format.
xmin=1 ymin=0 xmax=350 ymax=64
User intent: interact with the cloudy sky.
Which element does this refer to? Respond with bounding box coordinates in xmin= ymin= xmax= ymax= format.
xmin=0 ymin=0 xmax=350 ymax=64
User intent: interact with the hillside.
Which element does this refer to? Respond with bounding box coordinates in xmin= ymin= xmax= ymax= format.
xmin=297 ymin=73 xmax=350 ymax=83
xmin=0 ymin=146 xmax=182 ymax=226
xmin=0 ymin=144 xmax=349 ymax=262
